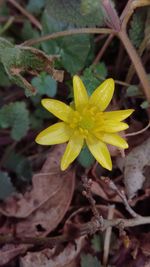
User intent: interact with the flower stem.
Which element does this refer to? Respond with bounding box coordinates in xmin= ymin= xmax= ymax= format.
xmin=118 ymin=30 xmax=150 ymax=102
xmin=22 ymin=28 xmax=115 ymax=46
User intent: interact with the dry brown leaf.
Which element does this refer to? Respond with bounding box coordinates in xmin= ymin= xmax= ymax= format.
xmin=20 ymin=237 xmax=85 ymax=267
xmin=0 ymin=244 xmax=27 ymax=266
xmin=0 ymin=145 xmax=75 ymax=219
xmin=91 ymin=180 xmax=122 ymax=203
xmin=0 ymin=145 xmax=75 ymax=265
xmin=117 ymin=137 xmax=150 ymax=198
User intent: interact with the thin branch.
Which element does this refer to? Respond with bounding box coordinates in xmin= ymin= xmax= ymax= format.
xmin=7 ymin=0 xmax=42 ymax=30
xmin=0 ymin=15 xmax=24 ymax=23
xmin=0 ymin=16 xmax=14 ymax=35
xmin=122 ymin=0 xmax=150 ymax=31
xmin=103 ymin=177 xmax=139 ymax=218
xmin=126 ymin=121 xmax=150 ymax=136
xmin=125 ymin=37 xmax=149 ymax=84
xmin=82 ymin=176 xmax=103 ymax=226
xmin=0 ymin=215 xmax=150 ymax=247
xmin=103 ymin=205 xmax=115 ymax=267
xmin=92 ymin=33 xmax=114 ymax=64
xmin=95 ymin=0 xmax=134 ymax=62
xmin=22 ymin=28 xmax=116 ymax=46
xmin=118 ymin=30 xmax=150 ymax=102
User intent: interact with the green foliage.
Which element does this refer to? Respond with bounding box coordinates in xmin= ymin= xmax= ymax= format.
xmin=27 ymin=0 xmax=46 ymax=15
xmin=0 ymin=102 xmax=30 ymax=141
xmin=129 ymin=11 xmax=145 ymax=48
xmin=140 ymin=100 xmax=150 ymax=109
xmin=3 ymin=151 xmax=32 ymax=181
xmin=42 ymin=12 xmax=92 ymax=74
xmin=145 ymin=8 xmax=150 ymax=49
xmin=30 ymin=98 xmax=52 ymax=130
xmin=126 ymin=85 xmax=141 ymax=97
xmin=46 ymin=0 xmax=105 ymax=27
xmin=91 ymin=234 xmax=103 ymax=252
xmin=21 ymin=21 xmax=40 ymax=44
xmin=31 ymin=72 xmax=57 ymax=97
xmin=0 ymin=2 xmax=9 ymax=16
xmin=0 ymin=171 xmax=16 ymax=200
xmin=82 ymin=62 xmax=108 ymax=95
xmin=0 ymin=37 xmax=62 ymax=96
xmin=77 ymin=145 xmax=95 ymax=168
xmin=80 ymin=254 xmax=100 ymax=267
xmin=0 ymin=63 xmax=11 ymax=86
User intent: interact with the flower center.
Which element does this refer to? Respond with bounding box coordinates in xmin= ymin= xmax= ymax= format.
xmin=69 ymin=105 xmax=104 ymax=137
xmin=79 ymin=114 xmax=95 ymax=130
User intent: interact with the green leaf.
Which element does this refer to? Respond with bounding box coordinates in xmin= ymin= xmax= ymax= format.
xmin=81 ymin=63 xmax=108 ymax=95
xmin=0 ymin=2 xmax=9 ymax=16
xmin=41 ymin=12 xmax=92 ymax=74
xmin=34 ymin=105 xmax=52 ymax=119
xmin=27 ymin=0 xmax=46 ymax=15
xmin=0 ymin=37 xmax=63 ymax=95
xmin=0 ymin=102 xmax=30 ymax=141
xmin=92 ymin=62 xmax=108 ymax=79
xmin=91 ymin=234 xmax=103 ymax=252
xmin=3 ymin=151 xmax=32 ymax=182
xmin=129 ymin=10 xmax=146 ymax=48
xmin=0 ymin=63 xmax=11 ymax=86
xmin=0 ymin=171 xmax=16 ymax=200
xmin=21 ymin=21 xmax=40 ymax=45
xmin=140 ymin=100 xmax=150 ymax=109
xmin=46 ymin=0 xmax=105 ymax=27
xmin=80 ymin=254 xmax=100 ymax=267
xmin=31 ymin=72 xmax=57 ymax=97
xmin=126 ymin=85 xmax=141 ymax=97
xmin=78 ymin=145 xmax=95 ymax=168
xmin=30 ymin=115 xmax=43 ymax=129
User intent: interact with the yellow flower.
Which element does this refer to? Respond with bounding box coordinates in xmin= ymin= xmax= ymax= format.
xmin=35 ymin=76 xmax=134 ymax=171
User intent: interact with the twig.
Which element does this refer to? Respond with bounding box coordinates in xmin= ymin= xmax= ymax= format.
xmin=118 ymin=30 xmax=150 ymax=102
xmin=0 ymin=15 xmax=24 ymax=23
xmin=114 ymin=79 xmax=132 ymax=87
xmin=7 ymin=0 xmax=42 ymax=30
xmin=82 ymin=176 xmax=101 ymax=219
xmin=103 ymin=205 xmax=115 ymax=267
xmin=82 ymin=175 xmax=105 ymax=231
xmin=121 ymin=0 xmax=150 ymax=31
xmin=125 ymin=37 xmax=149 ymax=84
xmin=0 ymin=16 xmax=14 ymax=35
xmin=103 ymin=177 xmax=139 ymax=218
xmin=125 ymin=121 xmax=150 ymax=136
xmin=94 ymin=0 xmax=134 ymax=62
xmin=0 ymin=215 xmax=150 ymax=247
xmin=92 ymin=34 xmax=114 ymax=64
xmin=22 ymin=28 xmax=116 ymax=46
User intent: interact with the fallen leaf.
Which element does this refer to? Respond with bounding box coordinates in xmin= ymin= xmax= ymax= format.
xmin=117 ymin=137 xmax=150 ymax=198
xmin=0 ymin=244 xmax=27 ymax=266
xmin=0 ymin=144 xmax=75 ymax=264
xmin=20 ymin=237 xmax=85 ymax=267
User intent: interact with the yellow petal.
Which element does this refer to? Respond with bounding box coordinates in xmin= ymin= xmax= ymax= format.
xmin=102 ymin=121 xmax=129 ymax=132
xmin=35 ymin=122 xmax=72 ymax=145
xmin=86 ymin=135 xmax=112 ymax=170
xmin=41 ymin=99 xmax=73 ymax=122
xmin=89 ymin=78 xmax=114 ymax=111
xmin=73 ymin=75 xmax=89 ymax=110
xmin=104 ymin=109 xmax=134 ymax=121
xmin=61 ymin=131 xmax=84 ymax=170
xmin=98 ymin=133 xmax=128 ymax=149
